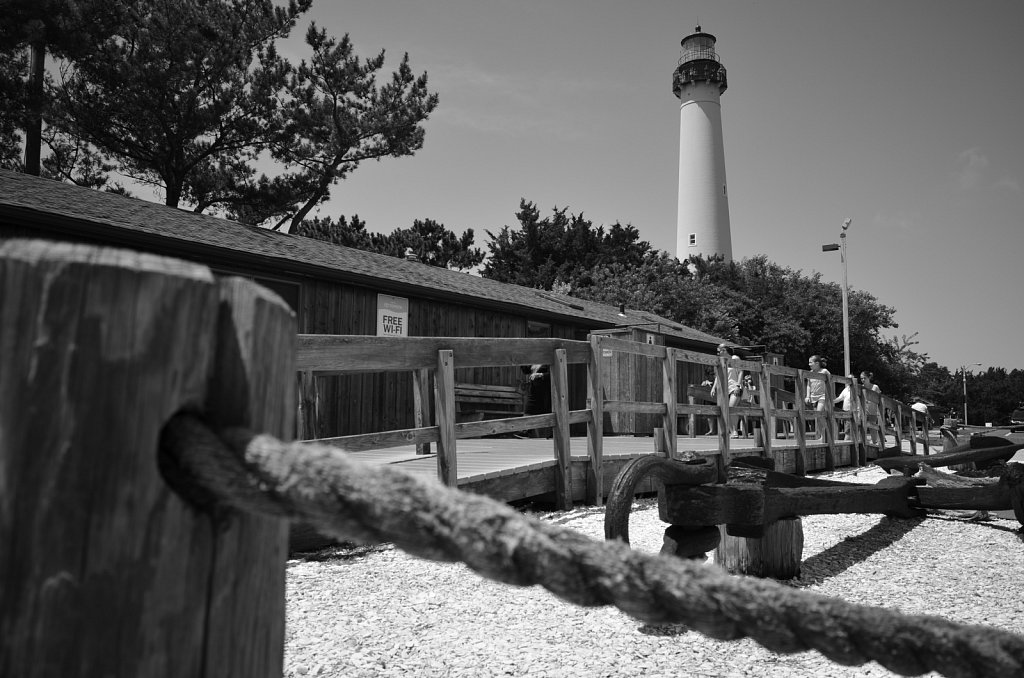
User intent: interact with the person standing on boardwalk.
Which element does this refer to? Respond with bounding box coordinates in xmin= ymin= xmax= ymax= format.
xmin=521 ymin=364 xmax=551 ymax=437
xmin=911 ymin=398 xmax=930 ymax=433
xmin=805 ymin=355 xmax=830 ymax=438
xmin=711 ymin=343 xmax=744 ymax=438
xmin=860 ymin=371 xmax=882 ymax=446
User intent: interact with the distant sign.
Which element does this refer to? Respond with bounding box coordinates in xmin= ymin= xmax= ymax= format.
xmin=377 ymin=294 xmax=408 ymax=337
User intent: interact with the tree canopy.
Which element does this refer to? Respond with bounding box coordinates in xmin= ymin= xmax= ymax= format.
xmin=295 ymin=215 xmax=484 ymax=271
xmin=3 ymin=0 xmax=438 ymax=227
xmin=0 ymin=0 xmax=140 ymax=173
xmin=481 ymin=200 xmax=653 ymax=289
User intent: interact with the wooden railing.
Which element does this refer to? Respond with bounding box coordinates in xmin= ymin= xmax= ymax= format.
xmin=296 ymin=334 xmax=928 ymax=509
xmin=296 ymin=335 xmax=600 ymax=508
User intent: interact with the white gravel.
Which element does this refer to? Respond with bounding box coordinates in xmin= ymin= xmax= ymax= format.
xmin=284 ymin=466 xmax=1024 ymax=678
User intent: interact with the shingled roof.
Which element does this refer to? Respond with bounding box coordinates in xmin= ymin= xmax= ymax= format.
xmin=0 ymin=170 xmax=727 ymax=347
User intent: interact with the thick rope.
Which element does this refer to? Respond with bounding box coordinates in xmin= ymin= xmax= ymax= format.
xmin=161 ymin=413 xmax=1024 ymax=678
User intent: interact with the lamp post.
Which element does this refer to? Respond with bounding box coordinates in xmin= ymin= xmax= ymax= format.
xmin=961 ymin=362 xmax=982 ymax=425
xmin=822 ymin=218 xmax=852 ymax=377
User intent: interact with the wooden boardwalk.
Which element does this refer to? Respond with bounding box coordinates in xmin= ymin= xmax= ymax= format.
xmin=296 ymin=335 xmax=936 ymax=511
xmin=343 ymin=433 xmax=919 ymax=504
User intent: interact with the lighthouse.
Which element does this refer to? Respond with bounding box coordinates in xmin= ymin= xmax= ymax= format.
xmin=674 ymin=26 xmax=733 ymax=263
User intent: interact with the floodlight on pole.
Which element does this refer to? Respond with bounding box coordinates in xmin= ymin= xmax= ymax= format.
xmin=822 ymin=219 xmax=852 ymax=377
xmin=961 ymin=362 xmax=982 ymax=425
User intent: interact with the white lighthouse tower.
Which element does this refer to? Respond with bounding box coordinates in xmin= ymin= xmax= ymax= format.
xmin=674 ymin=26 xmax=733 ymax=263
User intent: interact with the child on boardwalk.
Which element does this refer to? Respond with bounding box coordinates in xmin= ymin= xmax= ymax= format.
xmin=805 ymin=355 xmax=830 ymax=438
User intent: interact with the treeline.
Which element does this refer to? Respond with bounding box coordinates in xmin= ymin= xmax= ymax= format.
xmin=298 ymin=200 xmax=1024 ymax=424
xmin=5 ymin=2 xmax=1019 ymax=422
xmin=915 ymin=363 xmax=1024 ymax=427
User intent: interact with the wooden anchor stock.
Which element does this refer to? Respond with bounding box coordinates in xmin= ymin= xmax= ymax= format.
xmin=606 ymin=453 xmax=1024 ymax=578
xmin=873 ymin=439 xmax=1024 ymax=474
xmin=658 ymin=471 xmax=924 ymax=539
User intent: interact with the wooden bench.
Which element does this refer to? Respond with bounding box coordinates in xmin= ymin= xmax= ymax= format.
xmin=454 ymin=382 xmax=526 ymax=421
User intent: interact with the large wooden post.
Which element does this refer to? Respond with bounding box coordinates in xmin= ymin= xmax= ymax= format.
xmin=0 ymin=241 xmax=293 ymax=677
xmin=201 ymin=276 xmax=295 ymax=675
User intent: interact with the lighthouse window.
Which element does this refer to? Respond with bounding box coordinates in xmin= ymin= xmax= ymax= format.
xmin=723 ymin=184 xmax=727 ymax=196
xmin=688 ymin=233 xmax=697 ymax=246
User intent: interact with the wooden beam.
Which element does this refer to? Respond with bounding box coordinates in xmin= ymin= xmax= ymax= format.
xmin=297 ymin=335 xmax=591 ymax=372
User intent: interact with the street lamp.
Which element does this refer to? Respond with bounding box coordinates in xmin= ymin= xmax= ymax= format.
xmin=961 ymin=362 xmax=982 ymax=425
xmin=822 ymin=218 xmax=852 ymax=377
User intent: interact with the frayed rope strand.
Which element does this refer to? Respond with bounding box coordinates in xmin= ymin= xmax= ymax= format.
xmin=161 ymin=414 xmax=1024 ymax=678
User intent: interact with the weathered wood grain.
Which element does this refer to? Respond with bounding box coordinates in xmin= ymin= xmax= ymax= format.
xmin=0 ymin=240 xmax=292 ymax=677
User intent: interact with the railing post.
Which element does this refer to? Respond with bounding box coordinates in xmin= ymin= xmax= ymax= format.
xmin=713 ymin=355 xmax=731 ymax=477
xmin=892 ymin=401 xmax=905 ymax=452
xmin=921 ymin=412 xmax=930 ymax=455
xmin=688 ymin=389 xmax=698 ymax=438
xmin=757 ymin=364 xmax=774 ymax=459
xmin=792 ymin=373 xmax=809 ymax=475
xmin=434 ymin=349 xmax=458 ymax=487
xmin=847 ymin=380 xmax=865 ymax=467
xmin=550 ymin=348 xmax=572 ymax=509
xmin=662 ymin=347 xmax=678 ymax=458
xmin=586 ymin=335 xmax=605 ymax=505
xmin=0 ymin=240 xmax=292 ymax=677
xmin=413 ymin=367 xmax=432 ymax=455
xmin=907 ymin=408 xmax=919 ymax=456
xmin=820 ymin=373 xmax=837 ymax=472
xmin=296 ymin=370 xmax=319 ymax=440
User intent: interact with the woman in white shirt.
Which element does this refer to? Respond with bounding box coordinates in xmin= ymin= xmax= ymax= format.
xmin=860 ymin=371 xmax=882 ymax=446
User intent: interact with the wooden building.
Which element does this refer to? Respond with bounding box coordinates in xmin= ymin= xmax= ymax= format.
xmin=0 ymin=170 xmax=732 ymax=437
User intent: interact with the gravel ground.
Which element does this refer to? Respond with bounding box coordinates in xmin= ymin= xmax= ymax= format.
xmin=284 ymin=466 xmax=1024 ymax=678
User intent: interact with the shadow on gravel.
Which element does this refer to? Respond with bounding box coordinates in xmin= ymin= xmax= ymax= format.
xmin=635 ymin=516 xmax=930 ymax=636
xmin=792 ymin=515 xmax=926 ymax=587
xmin=288 ymin=542 xmax=392 ymax=564
xmin=637 ymin=622 xmax=691 ymax=637
xmin=925 ymin=511 xmax=1024 ymax=539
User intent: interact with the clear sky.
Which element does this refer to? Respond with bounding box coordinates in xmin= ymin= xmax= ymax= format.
xmin=285 ymin=1 xmax=1024 ymax=374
